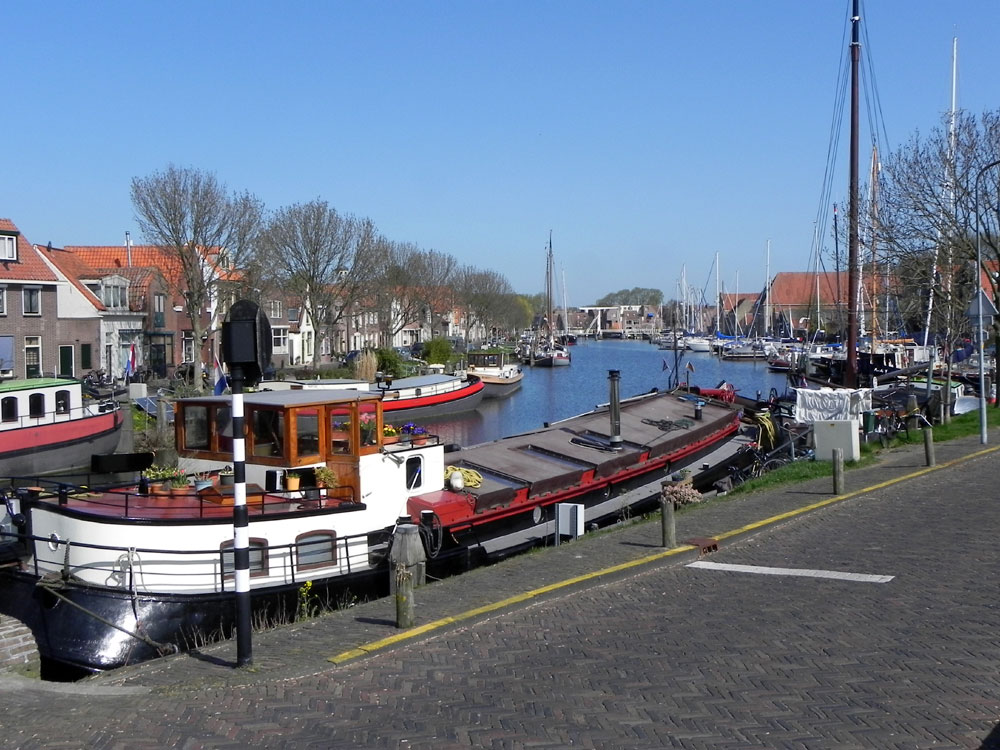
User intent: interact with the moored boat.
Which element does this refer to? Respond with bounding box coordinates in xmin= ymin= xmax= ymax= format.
xmin=0 ymin=375 xmax=740 ymax=677
xmin=261 ymin=372 xmax=485 ymax=421
xmin=0 ymin=377 xmax=123 ymax=476
xmin=466 ymin=351 xmax=524 ymax=398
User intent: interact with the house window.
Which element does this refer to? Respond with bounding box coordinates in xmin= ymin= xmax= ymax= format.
xmin=154 ymin=294 xmax=166 ymax=328
xmin=273 ymin=327 xmax=288 ymax=350
xmin=0 ymin=235 xmax=15 ymax=261
xmin=55 ymin=390 xmax=70 ymax=414
xmin=269 ymin=300 xmax=283 ymax=319
xmin=102 ymin=282 xmax=127 ymax=309
xmin=0 ymin=287 xmax=6 ymax=315
xmin=1 ymin=397 xmax=16 ymax=422
xmin=221 ymin=538 xmax=269 ymax=579
xmin=80 ymin=343 xmax=92 ymax=370
xmin=296 ymin=531 xmax=338 ymax=571
xmin=24 ymin=336 xmax=41 ymax=378
xmin=23 ymin=288 xmax=40 ymax=316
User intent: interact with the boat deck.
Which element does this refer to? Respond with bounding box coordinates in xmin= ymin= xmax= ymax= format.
xmin=432 ymin=390 xmax=738 ymax=511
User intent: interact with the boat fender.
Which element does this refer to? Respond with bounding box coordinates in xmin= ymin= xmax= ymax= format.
xmin=449 ymin=471 xmax=464 ymax=491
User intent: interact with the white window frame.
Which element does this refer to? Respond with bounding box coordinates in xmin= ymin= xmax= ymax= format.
xmin=269 ymin=300 xmax=283 ymax=319
xmin=0 ymin=287 xmax=6 ymax=316
xmin=0 ymin=235 xmax=15 ymax=261
xmin=272 ymin=327 xmax=288 ymax=350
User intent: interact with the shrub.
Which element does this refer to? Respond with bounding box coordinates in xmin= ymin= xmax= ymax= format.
xmin=423 ymin=338 xmax=452 ymax=365
xmin=375 ymin=348 xmax=404 ymax=377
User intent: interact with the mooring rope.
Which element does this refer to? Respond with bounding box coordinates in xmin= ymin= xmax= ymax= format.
xmin=35 ymin=574 xmax=178 ymax=656
xmin=641 ymin=418 xmax=695 ymax=432
xmin=444 ymin=466 xmax=483 ymax=489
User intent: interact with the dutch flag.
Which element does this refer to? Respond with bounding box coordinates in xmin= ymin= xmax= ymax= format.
xmin=124 ymin=342 xmax=136 ymax=380
xmin=213 ymin=354 xmax=227 ymax=396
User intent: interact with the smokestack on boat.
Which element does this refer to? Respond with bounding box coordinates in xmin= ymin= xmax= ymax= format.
xmin=608 ymin=370 xmax=623 ymax=451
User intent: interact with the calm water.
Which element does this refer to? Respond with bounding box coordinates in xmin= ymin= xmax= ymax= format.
xmin=420 ymin=339 xmax=792 ymax=446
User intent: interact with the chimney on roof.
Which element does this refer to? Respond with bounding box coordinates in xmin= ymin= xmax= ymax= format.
xmin=125 ymin=230 xmax=132 ymax=267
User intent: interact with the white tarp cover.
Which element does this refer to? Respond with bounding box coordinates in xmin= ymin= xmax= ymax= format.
xmin=794 ymin=387 xmax=872 ymax=422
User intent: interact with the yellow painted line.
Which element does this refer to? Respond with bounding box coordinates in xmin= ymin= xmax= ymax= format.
xmin=328 ymin=442 xmax=1000 ymax=666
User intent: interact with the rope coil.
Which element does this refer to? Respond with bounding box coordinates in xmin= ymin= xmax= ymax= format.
xmin=444 ymin=466 xmax=483 ymax=489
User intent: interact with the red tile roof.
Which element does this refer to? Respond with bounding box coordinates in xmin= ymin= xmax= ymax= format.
xmin=37 ymin=245 xmax=105 ymax=309
xmin=0 ymin=218 xmax=59 ymax=282
xmin=65 ymin=245 xmax=185 ymax=286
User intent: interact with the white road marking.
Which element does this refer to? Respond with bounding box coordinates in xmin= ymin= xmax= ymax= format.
xmin=686 ymin=560 xmax=894 ymax=583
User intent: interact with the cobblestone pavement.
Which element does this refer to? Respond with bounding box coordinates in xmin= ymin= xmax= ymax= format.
xmin=1 ymin=435 xmax=999 ymax=749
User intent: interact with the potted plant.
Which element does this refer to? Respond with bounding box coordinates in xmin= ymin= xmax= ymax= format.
xmin=219 ymin=466 xmax=235 ymax=486
xmin=314 ymin=465 xmax=337 ymax=488
xmin=193 ymin=472 xmax=214 ymax=491
xmin=402 ymin=423 xmax=429 ymax=445
xmin=383 ymin=423 xmax=400 ymax=444
xmin=285 ymin=471 xmax=301 ymax=491
xmin=168 ymin=468 xmax=190 ymax=495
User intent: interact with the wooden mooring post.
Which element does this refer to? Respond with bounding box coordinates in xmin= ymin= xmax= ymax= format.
xmin=659 ymin=486 xmax=676 ymax=549
xmin=832 ymin=448 xmax=845 ymax=495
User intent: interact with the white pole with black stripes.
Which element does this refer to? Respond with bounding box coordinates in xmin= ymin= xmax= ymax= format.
xmin=230 ymin=365 xmax=252 ymax=667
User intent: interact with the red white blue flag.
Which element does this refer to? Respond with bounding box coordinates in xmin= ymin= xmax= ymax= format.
xmin=213 ymin=354 xmax=227 ymax=396
xmin=124 ymin=343 xmax=136 ymax=379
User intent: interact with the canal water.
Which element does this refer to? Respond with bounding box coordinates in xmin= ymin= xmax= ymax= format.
xmin=419 ymin=338 xmax=794 ymax=446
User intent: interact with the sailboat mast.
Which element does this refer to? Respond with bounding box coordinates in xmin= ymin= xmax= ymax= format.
xmin=546 ymin=231 xmax=554 ymax=342
xmin=715 ymin=252 xmax=721 ymax=335
xmin=845 ymin=0 xmax=861 ymax=386
xmin=765 ymin=240 xmax=771 ymax=338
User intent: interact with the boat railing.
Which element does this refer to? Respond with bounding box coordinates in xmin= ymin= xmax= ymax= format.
xmin=0 ymin=525 xmax=379 ymax=592
xmin=8 ymin=483 xmax=364 ymax=520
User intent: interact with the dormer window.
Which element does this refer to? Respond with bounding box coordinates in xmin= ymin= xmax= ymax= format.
xmin=0 ymin=235 xmax=15 ymax=261
xmin=101 ymin=280 xmax=128 ymax=309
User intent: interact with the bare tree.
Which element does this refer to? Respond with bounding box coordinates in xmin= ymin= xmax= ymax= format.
xmin=131 ymin=165 xmax=264 ymax=383
xmin=259 ymin=200 xmax=378 ymax=366
xmin=881 ymin=109 xmax=1000 ymax=351
xmin=453 ymin=265 xmax=516 ymax=344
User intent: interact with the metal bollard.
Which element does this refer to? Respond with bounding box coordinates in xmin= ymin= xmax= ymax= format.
xmin=832 ymin=447 xmax=845 ymax=495
xmin=659 ymin=490 xmax=676 ymax=548
xmin=923 ymin=426 xmax=935 ymax=467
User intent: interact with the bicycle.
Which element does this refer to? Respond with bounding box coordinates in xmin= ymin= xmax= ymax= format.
xmin=871 ymin=403 xmax=933 ymax=448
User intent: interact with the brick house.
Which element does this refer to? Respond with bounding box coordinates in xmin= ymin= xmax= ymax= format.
xmin=0 ymin=219 xmax=101 ymax=379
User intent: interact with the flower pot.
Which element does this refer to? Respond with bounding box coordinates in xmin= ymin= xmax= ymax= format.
xmin=220 ymin=473 xmax=235 ymax=487
xmin=413 ymin=437 xmax=428 ymax=446
xmin=285 ymin=476 xmax=301 ymax=491
xmin=194 ymin=480 xmax=213 ymax=492
xmin=383 ymin=435 xmax=400 ymax=445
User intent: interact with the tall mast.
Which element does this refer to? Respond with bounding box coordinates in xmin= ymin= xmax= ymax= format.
xmin=845 ymin=0 xmax=861 ymax=386
xmin=546 ymin=231 xmax=554 ymax=343
xmin=715 ymin=252 xmax=721 ymax=335
xmin=765 ymin=240 xmax=771 ymax=337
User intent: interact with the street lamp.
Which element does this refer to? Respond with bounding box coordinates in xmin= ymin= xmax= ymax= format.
xmin=973 ymin=158 xmax=1000 ymax=445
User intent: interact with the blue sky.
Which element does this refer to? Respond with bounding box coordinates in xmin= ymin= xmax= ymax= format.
xmin=6 ymin=1 xmax=998 ymax=305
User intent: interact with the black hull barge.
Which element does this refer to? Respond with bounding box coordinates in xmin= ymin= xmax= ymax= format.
xmin=0 ymin=378 xmax=739 ymax=678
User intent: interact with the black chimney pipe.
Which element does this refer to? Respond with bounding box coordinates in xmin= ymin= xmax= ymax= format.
xmin=608 ymin=370 xmax=623 ymax=451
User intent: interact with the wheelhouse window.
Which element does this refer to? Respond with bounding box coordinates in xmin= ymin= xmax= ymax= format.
xmin=221 ymin=538 xmax=268 ymax=579
xmin=330 ymin=407 xmax=352 ymax=455
xmin=1 ymin=397 xmax=16 ymax=422
xmin=251 ymin=409 xmax=284 ymax=457
xmin=28 ymin=393 xmax=44 ymax=418
xmin=294 ymin=408 xmax=320 ymax=458
xmin=405 ymin=456 xmax=423 ymax=490
xmin=296 ymin=531 xmax=338 ymax=571
xmin=182 ymin=405 xmax=210 ymax=450
xmin=23 ymin=288 xmax=40 ymax=316
xmin=55 ymin=390 xmax=71 ymax=414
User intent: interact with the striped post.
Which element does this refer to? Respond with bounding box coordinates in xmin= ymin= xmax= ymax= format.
xmin=230 ymin=368 xmax=252 ymax=667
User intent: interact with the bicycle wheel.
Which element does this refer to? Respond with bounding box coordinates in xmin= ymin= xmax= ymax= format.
xmin=761 ymin=457 xmax=791 ymax=473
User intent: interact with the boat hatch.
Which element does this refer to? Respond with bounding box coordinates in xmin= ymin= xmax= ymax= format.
xmin=447 ymin=463 xmax=526 ymax=512
xmin=517 ymin=445 xmax=596 ymax=471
